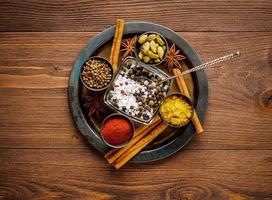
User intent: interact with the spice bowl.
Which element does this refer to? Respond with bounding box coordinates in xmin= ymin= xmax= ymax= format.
xmin=80 ymin=56 xmax=114 ymax=91
xmin=104 ymin=57 xmax=172 ymax=125
xmin=134 ymin=31 xmax=168 ymax=66
xmin=159 ymin=93 xmax=194 ymax=128
xmin=101 ymin=113 xmax=135 ymax=148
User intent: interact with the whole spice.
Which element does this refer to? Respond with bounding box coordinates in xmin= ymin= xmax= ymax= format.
xmin=173 ymin=68 xmax=204 ymax=134
xmin=113 ymin=122 xmax=168 ymax=169
xmin=110 ymin=19 xmax=125 ymax=72
xmin=137 ymin=33 xmax=167 ymax=64
xmin=164 ymin=43 xmax=186 ymax=72
xmin=106 ymin=58 xmax=169 ymax=122
xmin=81 ymin=58 xmax=112 ymax=89
xmin=160 ymin=95 xmax=193 ymax=126
xmin=121 ymin=36 xmax=137 ymax=58
xmin=101 ymin=117 xmax=133 ymax=146
xmin=84 ymin=94 xmax=106 ymax=119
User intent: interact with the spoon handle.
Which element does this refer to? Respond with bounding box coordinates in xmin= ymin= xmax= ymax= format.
xmin=180 ymin=51 xmax=240 ymax=76
xmin=160 ymin=51 xmax=241 ymax=84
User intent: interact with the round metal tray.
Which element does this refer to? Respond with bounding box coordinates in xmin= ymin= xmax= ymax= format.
xmin=68 ymin=22 xmax=208 ymax=163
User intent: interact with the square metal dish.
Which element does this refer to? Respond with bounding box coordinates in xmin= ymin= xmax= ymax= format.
xmin=104 ymin=57 xmax=172 ymax=124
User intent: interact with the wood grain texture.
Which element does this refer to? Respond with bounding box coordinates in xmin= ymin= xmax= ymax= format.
xmin=0 ymin=32 xmax=271 ymax=150
xmin=0 ymin=0 xmax=271 ymax=32
xmin=0 ymin=1 xmax=272 ymax=197
xmin=0 ymin=149 xmax=271 ymax=199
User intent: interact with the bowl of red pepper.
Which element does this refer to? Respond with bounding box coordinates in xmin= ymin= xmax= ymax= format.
xmin=101 ymin=113 xmax=135 ymax=148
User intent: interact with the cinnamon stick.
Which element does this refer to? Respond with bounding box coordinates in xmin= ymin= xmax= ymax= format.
xmin=151 ymin=129 xmax=178 ymax=146
xmin=172 ymin=68 xmax=204 ymax=134
xmin=109 ymin=19 xmax=125 ymax=72
xmin=113 ymin=122 xmax=168 ymax=169
xmin=105 ymin=116 xmax=161 ymax=164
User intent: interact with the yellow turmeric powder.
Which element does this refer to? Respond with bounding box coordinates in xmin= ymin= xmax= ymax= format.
xmin=160 ymin=95 xmax=193 ymax=126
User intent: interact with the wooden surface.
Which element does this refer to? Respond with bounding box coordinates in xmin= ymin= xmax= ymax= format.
xmin=0 ymin=1 xmax=272 ymax=199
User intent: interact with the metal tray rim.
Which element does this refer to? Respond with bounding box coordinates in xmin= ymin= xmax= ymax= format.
xmin=68 ymin=21 xmax=208 ymax=163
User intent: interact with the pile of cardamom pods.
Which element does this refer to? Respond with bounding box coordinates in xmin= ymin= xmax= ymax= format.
xmin=137 ymin=33 xmax=167 ymax=64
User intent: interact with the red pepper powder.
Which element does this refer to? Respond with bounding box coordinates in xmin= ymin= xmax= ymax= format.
xmin=101 ymin=117 xmax=133 ymax=146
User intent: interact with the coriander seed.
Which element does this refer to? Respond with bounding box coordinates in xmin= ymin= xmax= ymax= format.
xmin=81 ymin=57 xmax=113 ymax=90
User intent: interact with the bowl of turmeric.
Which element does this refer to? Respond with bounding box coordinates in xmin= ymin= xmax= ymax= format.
xmin=159 ymin=93 xmax=193 ymax=128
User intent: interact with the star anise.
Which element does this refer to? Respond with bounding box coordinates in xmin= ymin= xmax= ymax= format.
xmin=121 ymin=36 xmax=137 ymax=58
xmin=84 ymin=94 xmax=106 ymax=119
xmin=164 ymin=43 xmax=186 ymax=72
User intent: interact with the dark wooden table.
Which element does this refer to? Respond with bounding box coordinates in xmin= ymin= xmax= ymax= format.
xmin=0 ymin=1 xmax=272 ymax=199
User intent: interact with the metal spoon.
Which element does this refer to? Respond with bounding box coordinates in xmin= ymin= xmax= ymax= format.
xmin=156 ymin=51 xmax=241 ymax=85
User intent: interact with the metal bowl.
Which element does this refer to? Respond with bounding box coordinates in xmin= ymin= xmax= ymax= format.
xmin=134 ymin=31 xmax=168 ymax=66
xmin=159 ymin=93 xmax=194 ymax=128
xmin=100 ymin=113 xmax=135 ymax=148
xmin=80 ymin=56 xmax=114 ymax=91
